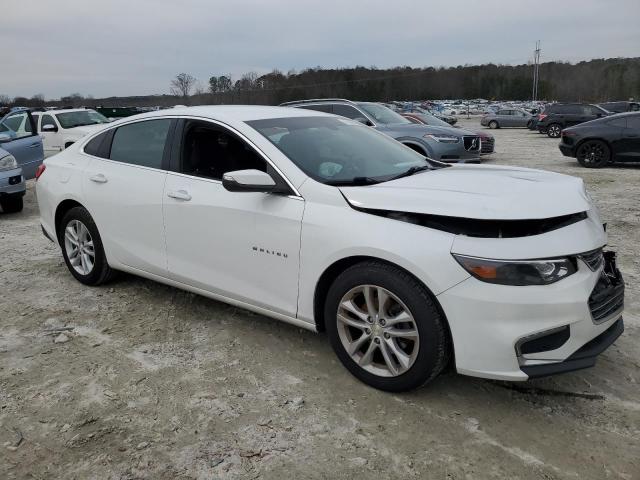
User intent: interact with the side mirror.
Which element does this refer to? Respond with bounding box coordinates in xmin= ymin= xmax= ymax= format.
xmin=222 ymin=169 xmax=276 ymax=193
xmin=0 ymin=133 xmax=13 ymax=143
xmin=42 ymin=124 xmax=58 ymax=132
xmin=354 ymin=117 xmax=373 ymax=127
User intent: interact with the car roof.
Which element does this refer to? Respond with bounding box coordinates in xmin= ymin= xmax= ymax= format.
xmin=41 ymin=108 xmax=96 ymax=115
xmin=119 ymin=105 xmax=331 ymax=123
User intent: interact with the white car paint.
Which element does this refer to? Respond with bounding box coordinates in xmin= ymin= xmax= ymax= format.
xmin=33 ymin=109 xmax=108 ymax=157
xmin=35 ymin=106 xmax=623 ymax=383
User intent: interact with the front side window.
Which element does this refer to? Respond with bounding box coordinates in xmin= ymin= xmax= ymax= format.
xmin=0 ymin=111 xmax=36 ymax=140
xmin=247 ymin=116 xmax=439 ymax=186
xmin=110 ymin=119 xmax=171 ymax=169
xmin=355 ymin=103 xmax=410 ymax=125
xmin=180 ymin=120 xmax=266 ymax=180
xmin=55 ymin=110 xmax=110 ymax=129
xmin=298 ymin=104 xmax=332 ymax=113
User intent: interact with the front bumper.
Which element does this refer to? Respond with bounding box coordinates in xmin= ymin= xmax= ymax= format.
xmin=0 ymin=167 xmax=26 ymax=196
xmin=437 ymin=250 xmax=624 ymax=381
xmin=428 ymin=138 xmax=481 ymax=163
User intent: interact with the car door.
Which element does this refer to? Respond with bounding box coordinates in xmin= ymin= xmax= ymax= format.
xmin=496 ymin=110 xmax=510 ymax=126
xmin=82 ymin=118 xmax=173 ymax=276
xmin=0 ymin=110 xmax=44 ymax=179
xmin=514 ymin=110 xmax=529 ymax=127
xmin=162 ymin=118 xmax=304 ymax=317
xmin=616 ymin=115 xmax=640 ymax=161
xmin=40 ymin=113 xmax=63 ymax=157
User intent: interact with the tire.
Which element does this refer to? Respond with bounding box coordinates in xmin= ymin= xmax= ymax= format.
xmin=576 ymin=140 xmax=610 ymax=168
xmin=58 ymin=206 xmax=115 ymax=285
xmin=324 ymin=261 xmax=450 ymax=392
xmin=547 ymin=123 xmax=562 ymax=138
xmin=488 ymin=120 xmax=499 ymax=129
xmin=0 ymin=194 xmax=23 ymax=213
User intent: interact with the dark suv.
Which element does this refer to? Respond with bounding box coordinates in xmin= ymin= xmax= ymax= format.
xmin=280 ymin=99 xmax=481 ymax=162
xmin=537 ymin=103 xmax=610 ymax=138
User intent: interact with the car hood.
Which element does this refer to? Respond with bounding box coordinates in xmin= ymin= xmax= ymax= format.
xmin=66 ymin=123 xmax=108 ymax=136
xmin=381 ymin=123 xmax=475 ymax=137
xmin=339 ymin=164 xmax=590 ymax=220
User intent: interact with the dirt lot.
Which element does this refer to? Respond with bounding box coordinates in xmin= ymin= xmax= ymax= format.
xmin=1 ymin=119 xmax=638 ymax=479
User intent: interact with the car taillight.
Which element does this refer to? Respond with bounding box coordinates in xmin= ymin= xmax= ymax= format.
xmin=35 ymin=164 xmax=46 ymax=181
xmin=538 ymin=114 xmax=547 ymax=121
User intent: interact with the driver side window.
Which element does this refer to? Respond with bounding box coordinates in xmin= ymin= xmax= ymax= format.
xmin=180 ymin=120 xmax=267 ymax=180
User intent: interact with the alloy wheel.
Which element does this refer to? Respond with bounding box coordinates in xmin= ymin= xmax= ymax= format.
xmin=64 ymin=219 xmax=95 ymax=275
xmin=336 ymin=285 xmax=420 ymax=377
xmin=548 ymin=124 xmax=561 ymax=137
xmin=577 ymin=141 xmax=607 ymax=166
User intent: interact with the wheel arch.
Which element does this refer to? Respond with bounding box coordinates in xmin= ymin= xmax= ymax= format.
xmin=575 ymin=136 xmax=612 ymax=153
xmin=312 ymin=256 xmax=453 ymax=351
xmin=54 ymin=199 xmax=85 ymax=243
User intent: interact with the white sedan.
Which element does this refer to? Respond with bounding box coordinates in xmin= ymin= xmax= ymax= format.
xmin=35 ymin=106 xmax=624 ymax=391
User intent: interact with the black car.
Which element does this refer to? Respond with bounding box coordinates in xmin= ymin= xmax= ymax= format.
xmin=538 ymin=103 xmax=610 ymax=138
xmin=559 ymin=112 xmax=640 ymax=168
xmin=598 ymin=101 xmax=640 ymax=114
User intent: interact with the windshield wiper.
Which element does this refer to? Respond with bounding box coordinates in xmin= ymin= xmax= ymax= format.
xmin=325 ymin=176 xmax=382 ymax=186
xmin=386 ymin=165 xmax=431 ymax=181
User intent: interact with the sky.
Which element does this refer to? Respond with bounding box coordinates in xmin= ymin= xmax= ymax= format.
xmin=2 ymin=0 xmax=639 ymax=100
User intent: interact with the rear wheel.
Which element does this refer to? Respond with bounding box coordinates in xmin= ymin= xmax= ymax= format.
xmin=488 ymin=120 xmax=499 ymax=129
xmin=0 ymin=194 xmax=23 ymax=213
xmin=325 ymin=261 xmax=450 ymax=391
xmin=59 ymin=206 xmax=115 ymax=285
xmin=547 ymin=123 xmax=562 ymax=138
xmin=576 ymin=140 xmax=610 ymax=168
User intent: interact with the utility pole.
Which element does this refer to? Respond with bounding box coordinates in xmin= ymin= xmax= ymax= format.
xmin=532 ymin=40 xmax=541 ymax=101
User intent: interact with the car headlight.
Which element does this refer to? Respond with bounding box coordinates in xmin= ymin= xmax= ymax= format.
xmin=424 ymin=133 xmax=459 ymax=143
xmin=0 ymin=155 xmax=18 ymax=172
xmin=452 ymin=254 xmax=577 ymax=286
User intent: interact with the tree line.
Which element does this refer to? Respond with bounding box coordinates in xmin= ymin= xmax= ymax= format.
xmin=2 ymin=57 xmax=638 ymax=109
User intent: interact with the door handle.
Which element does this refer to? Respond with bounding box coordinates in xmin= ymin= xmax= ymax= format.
xmin=167 ymin=189 xmax=192 ymax=201
xmin=89 ymin=173 xmax=108 ymax=183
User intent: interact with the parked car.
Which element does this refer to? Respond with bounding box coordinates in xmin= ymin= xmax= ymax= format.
xmin=402 ymin=112 xmax=495 ymax=154
xmin=480 ymin=109 xmax=532 ymax=129
xmin=537 ymin=103 xmax=610 ymax=138
xmin=0 ymin=108 xmax=44 ymax=212
xmin=280 ymin=99 xmax=481 ymax=162
xmin=559 ymin=112 xmax=640 ymax=168
xmin=0 ymin=108 xmax=44 ymax=179
xmin=30 ymin=108 xmax=111 ymax=157
xmin=37 ymin=106 xmax=624 ymax=391
xmin=597 ymin=101 xmax=640 ymax=114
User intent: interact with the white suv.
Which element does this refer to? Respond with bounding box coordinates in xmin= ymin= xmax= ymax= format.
xmin=35 ymin=106 xmax=625 ymax=391
xmin=32 ymin=109 xmax=111 ymax=157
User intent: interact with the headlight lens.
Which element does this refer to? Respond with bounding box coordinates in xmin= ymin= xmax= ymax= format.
xmin=0 ymin=155 xmax=18 ymax=172
xmin=424 ymin=133 xmax=459 ymax=143
xmin=452 ymin=254 xmax=577 ymax=286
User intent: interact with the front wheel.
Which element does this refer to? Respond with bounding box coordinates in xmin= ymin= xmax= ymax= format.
xmin=488 ymin=120 xmax=499 ymax=129
xmin=576 ymin=140 xmax=610 ymax=168
xmin=59 ymin=206 xmax=115 ymax=285
xmin=325 ymin=261 xmax=450 ymax=391
xmin=547 ymin=123 xmax=562 ymax=138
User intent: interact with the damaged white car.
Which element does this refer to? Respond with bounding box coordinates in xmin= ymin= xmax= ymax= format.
xmin=35 ymin=106 xmax=625 ymax=391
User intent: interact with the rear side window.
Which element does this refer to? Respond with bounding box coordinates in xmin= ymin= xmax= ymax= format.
xmin=41 ymin=114 xmax=57 ymax=129
xmin=109 ymin=119 xmax=171 ymax=169
xmin=298 ymin=104 xmax=332 ymax=113
xmin=497 ymin=110 xmax=510 ymax=115
xmin=332 ymin=104 xmax=364 ymax=120
xmin=83 ymin=131 xmax=110 ymax=158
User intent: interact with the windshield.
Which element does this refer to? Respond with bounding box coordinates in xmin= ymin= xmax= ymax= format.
xmin=55 ymin=110 xmax=110 ymax=128
xmin=247 ymin=116 xmax=439 ymax=185
xmin=356 ymin=103 xmax=411 ymax=125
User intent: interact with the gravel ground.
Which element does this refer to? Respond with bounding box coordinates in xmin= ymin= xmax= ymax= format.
xmin=1 ymin=119 xmax=638 ymax=479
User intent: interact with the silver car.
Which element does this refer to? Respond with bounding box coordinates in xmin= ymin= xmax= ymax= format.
xmin=480 ymin=108 xmax=532 ymax=129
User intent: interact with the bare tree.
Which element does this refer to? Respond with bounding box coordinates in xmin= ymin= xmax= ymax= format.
xmin=170 ymin=73 xmax=197 ymax=98
xmin=0 ymin=94 xmax=10 ymax=106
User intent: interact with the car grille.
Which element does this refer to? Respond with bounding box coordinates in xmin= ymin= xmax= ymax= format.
xmin=481 ymin=137 xmax=495 ymax=153
xmin=578 ymin=248 xmax=604 ymax=271
xmin=463 ymin=136 xmax=481 ymax=151
xmin=587 ymin=250 xmax=624 ymax=323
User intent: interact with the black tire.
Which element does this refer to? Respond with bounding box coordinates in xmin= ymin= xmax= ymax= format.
xmin=547 ymin=123 xmax=562 ymax=138
xmin=0 ymin=194 xmax=23 ymax=213
xmin=576 ymin=140 xmax=610 ymax=168
xmin=58 ymin=206 xmax=115 ymax=285
xmin=488 ymin=120 xmax=499 ymax=129
xmin=324 ymin=261 xmax=450 ymax=392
